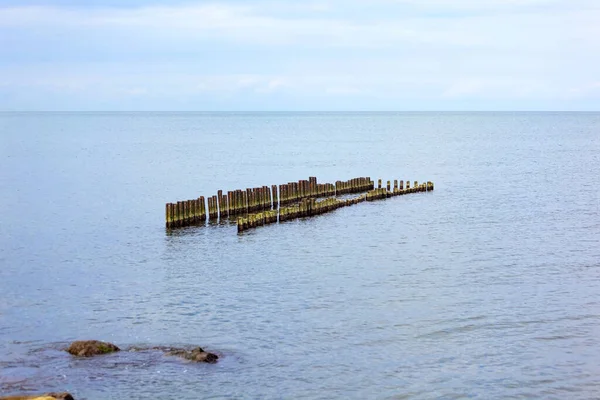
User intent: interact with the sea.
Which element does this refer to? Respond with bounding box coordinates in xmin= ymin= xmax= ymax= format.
xmin=0 ymin=112 xmax=599 ymax=399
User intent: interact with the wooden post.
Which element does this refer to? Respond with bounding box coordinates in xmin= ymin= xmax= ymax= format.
xmin=166 ymin=203 xmax=172 ymax=228
xmin=242 ymin=190 xmax=248 ymax=213
xmin=216 ymin=190 xmax=221 ymax=218
xmin=206 ymin=197 xmax=211 ymax=220
xmin=212 ymin=195 xmax=218 ymax=219
xmin=198 ymin=196 xmax=205 ymax=221
xmin=185 ymin=200 xmax=191 ymax=225
xmin=378 ymin=179 xmax=382 ymax=189
xmin=221 ymin=194 xmax=228 ymax=217
xmin=192 ymin=199 xmax=199 ymax=223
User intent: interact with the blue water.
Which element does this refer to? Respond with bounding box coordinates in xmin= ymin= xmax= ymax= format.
xmin=1 ymin=112 xmax=599 ymax=399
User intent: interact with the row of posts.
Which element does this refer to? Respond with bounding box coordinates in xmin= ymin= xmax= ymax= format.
xmin=366 ymin=179 xmax=433 ymax=201
xmin=237 ymin=180 xmax=434 ymax=233
xmin=238 ymin=196 xmax=368 ymax=233
xmin=367 ymin=180 xmax=434 ymax=200
xmin=166 ymin=176 xmax=374 ymax=228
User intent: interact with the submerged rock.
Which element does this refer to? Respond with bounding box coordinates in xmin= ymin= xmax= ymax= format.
xmin=66 ymin=340 xmax=120 ymax=357
xmin=0 ymin=393 xmax=74 ymax=400
xmin=166 ymin=347 xmax=219 ymax=363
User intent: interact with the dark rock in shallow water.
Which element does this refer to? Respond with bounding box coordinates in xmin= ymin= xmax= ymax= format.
xmin=166 ymin=347 xmax=219 ymax=363
xmin=66 ymin=340 xmax=120 ymax=357
xmin=0 ymin=393 xmax=74 ymax=400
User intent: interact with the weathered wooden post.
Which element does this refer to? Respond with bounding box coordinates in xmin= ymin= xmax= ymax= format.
xmin=272 ymin=185 xmax=278 ymax=208
xmin=185 ymin=200 xmax=191 ymax=225
xmin=241 ymin=191 xmax=247 ymax=213
xmin=166 ymin=203 xmax=173 ymax=228
xmin=221 ymin=193 xmax=229 ymax=217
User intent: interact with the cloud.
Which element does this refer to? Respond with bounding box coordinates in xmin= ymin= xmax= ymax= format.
xmin=0 ymin=1 xmax=579 ymax=49
xmin=0 ymin=1 xmax=599 ymax=110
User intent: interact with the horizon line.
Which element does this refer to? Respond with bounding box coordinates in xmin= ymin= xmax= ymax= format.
xmin=1 ymin=110 xmax=598 ymax=113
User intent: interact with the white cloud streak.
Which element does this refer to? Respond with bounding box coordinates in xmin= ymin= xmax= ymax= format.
xmin=0 ymin=0 xmax=598 ymax=109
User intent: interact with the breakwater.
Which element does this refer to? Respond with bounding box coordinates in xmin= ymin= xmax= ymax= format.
xmin=165 ymin=176 xmax=434 ymax=232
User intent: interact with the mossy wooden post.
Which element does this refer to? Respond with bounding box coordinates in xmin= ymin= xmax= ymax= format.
xmin=198 ymin=196 xmax=205 ymax=221
xmin=272 ymin=185 xmax=278 ymax=208
xmin=212 ymin=195 xmax=218 ymax=219
xmin=279 ymin=184 xmax=285 ymax=206
xmin=207 ymin=196 xmax=213 ymax=220
xmin=378 ymin=179 xmax=382 ymax=189
xmin=241 ymin=190 xmax=247 ymax=214
xmin=246 ymin=188 xmax=253 ymax=212
xmin=215 ymin=190 xmax=221 ymax=219
xmin=166 ymin=203 xmax=173 ymax=228
xmin=247 ymin=189 xmax=253 ymax=213
xmin=386 ymin=180 xmax=391 ymax=192
xmin=231 ymin=191 xmax=237 ymax=215
xmin=309 ymin=176 xmax=316 ymax=197
xmin=264 ymin=186 xmax=271 ymax=209
xmin=192 ymin=199 xmax=199 ymax=223
xmin=180 ymin=201 xmax=185 ymax=225
xmin=194 ymin=198 xmax=201 ymax=222
xmin=227 ymin=191 xmax=233 ymax=215
xmin=393 ymin=179 xmax=398 ymax=193
xmin=263 ymin=186 xmax=269 ymax=210
xmin=165 ymin=203 xmax=173 ymax=228
xmin=185 ymin=200 xmax=191 ymax=225
xmin=406 ymin=180 xmax=410 ymax=191
xmin=257 ymin=187 xmax=262 ymax=211
xmin=256 ymin=187 xmax=261 ymax=211
xmin=221 ymin=193 xmax=229 ymax=217
xmin=172 ymin=202 xmax=177 ymax=227
xmin=231 ymin=190 xmax=237 ymax=214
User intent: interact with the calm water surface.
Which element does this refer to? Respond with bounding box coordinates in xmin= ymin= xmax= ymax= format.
xmin=1 ymin=112 xmax=599 ymax=399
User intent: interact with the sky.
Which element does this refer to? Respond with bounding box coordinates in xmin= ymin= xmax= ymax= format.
xmin=0 ymin=0 xmax=598 ymax=111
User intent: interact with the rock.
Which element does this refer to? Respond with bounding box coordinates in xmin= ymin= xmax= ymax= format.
xmin=0 ymin=393 xmax=74 ymax=400
xmin=66 ymin=340 xmax=120 ymax=357
xmin=166 ymin=347 xmax=219 ymax=363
